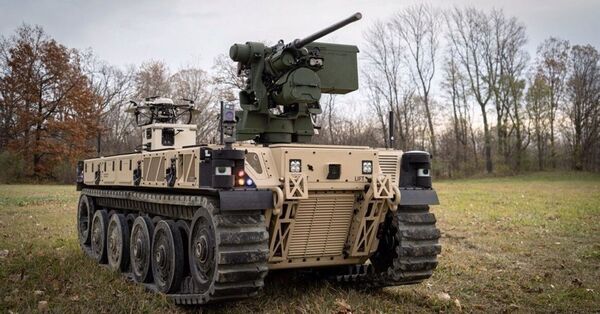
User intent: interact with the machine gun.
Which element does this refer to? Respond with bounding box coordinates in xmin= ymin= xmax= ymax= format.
xmin=230 ymin=13 xmax=362 ymax=144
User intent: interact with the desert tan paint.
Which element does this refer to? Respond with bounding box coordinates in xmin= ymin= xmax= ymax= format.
xmin=83 ymin=143 xmax=402 ymax=269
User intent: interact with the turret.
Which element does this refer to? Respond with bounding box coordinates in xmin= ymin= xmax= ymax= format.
xmin=230 ymin=13 xmax=362 ymax=144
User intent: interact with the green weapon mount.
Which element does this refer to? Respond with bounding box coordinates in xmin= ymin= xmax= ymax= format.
xmin=230 ymin=12 xmax=362 ymax=144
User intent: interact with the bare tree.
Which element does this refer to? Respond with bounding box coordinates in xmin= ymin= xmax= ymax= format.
xmin=446 ymin=7 xmax=499 ymax=173
xmin=363 ymin=20 xmax=424 ymax=150
xmin=566 ymin=45 xmax=600 ymax=170
xmin=211 ymin=54 xmax=245 ymax=102
xmin=535 ymin=37 xmax=570 ymax=168
xmin=488 ymin=10 xmax=528 ymax=169
xmin=392 ymin=4 xmax=440 ymax=154
xmin=363 ymin=72 xmax=390 ymax=147
xmin=81 ymin=50 xmax=135 ymax=155
xmin=526 ymin=72 xmax=551 ymax=170
xmin=441 ymin=48 xmax=477 ymax=175
xmin=493 ymin=11 xmax=529 ymax=169
xmin=319 ymin=94 xmax=337 ymax=144
xmin=135 ymin=60 xmax=171 ymax=98
xmin=170 ymin=65 xmax=218 ymax=143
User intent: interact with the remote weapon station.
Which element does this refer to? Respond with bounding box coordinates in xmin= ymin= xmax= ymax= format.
xmin=76 ymin=13 xmax=440 ymax=305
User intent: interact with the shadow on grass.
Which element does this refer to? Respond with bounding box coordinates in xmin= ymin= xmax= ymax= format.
xmin=184 ymin=269 xmax=443 ymax=313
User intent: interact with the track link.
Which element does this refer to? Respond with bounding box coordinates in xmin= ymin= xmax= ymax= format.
xmin=333 ymin=205 xmax=441 ymax=288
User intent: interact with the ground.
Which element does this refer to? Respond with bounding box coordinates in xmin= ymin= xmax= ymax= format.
xmin=0 ymin=172 xmax=599 ymax=313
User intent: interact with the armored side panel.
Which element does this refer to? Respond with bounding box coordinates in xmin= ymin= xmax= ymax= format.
xmin=306 ymin=42 xmax=359 ymax=94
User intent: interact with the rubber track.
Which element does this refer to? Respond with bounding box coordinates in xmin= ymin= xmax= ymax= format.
xmin=170 ymin=212 xmax=269 ymax=304
xmin=80 ymin=188 xmax=269 ymax=305
xmin=333 ymin=206 xmax=441 ymax=288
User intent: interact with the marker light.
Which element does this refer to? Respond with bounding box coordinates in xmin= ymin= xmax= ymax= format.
xmin=362 ymin=161 xmax=373 ymax=174
xmin=289 ymin=159 xmax=301 ymax=173
xmin=246 ymin=178 xmax=254 ymax=186
xmin=237 ymin=170 xmax=245 ymax=177
xmin=237 ymin=178 xmax=245 ymax=186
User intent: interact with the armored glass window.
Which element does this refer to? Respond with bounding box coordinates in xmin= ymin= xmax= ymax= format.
xmin=246 ymin=152 xmax=263 ymax=174
xmin=162 ymin=128 xmax=175 ymax=146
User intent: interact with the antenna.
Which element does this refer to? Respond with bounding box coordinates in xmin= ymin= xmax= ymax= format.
xmin=389 ymin=111 xmax=395 ymax=149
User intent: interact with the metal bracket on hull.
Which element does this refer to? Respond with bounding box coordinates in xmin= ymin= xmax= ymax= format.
xmin=284 ymin=173 xmax=308 ymax=199
xmin=345 ymin=181 xmax=391 ymax=257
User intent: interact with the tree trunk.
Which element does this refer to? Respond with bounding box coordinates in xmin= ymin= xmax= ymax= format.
xmin=536 ymin=127 xmax=543 ymax=171
xmin=423 ymin=94 xmax=436 ymax=155
xmin=481 ymin=104 xmax=493 ymax=173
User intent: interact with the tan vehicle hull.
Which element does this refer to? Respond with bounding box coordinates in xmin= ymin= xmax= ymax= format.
xmin=82 ymin=144 xmax=402 ymax=270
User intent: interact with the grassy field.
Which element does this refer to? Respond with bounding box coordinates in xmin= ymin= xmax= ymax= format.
xmin=1 ymin=172 xmax=599 ymax=313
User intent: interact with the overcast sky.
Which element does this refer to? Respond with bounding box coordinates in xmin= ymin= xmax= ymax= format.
xmin=2 ymin=0 xmax=600 ymax=72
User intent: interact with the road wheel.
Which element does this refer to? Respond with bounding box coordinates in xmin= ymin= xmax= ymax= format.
xmin=189 ymin=208 xmax=217 ymax=293
xmin=130 ymin=216 xmax=155 ymax=283
xmin=107 ymin=214 xmax=130 ymax=272
xmin=91 ymin=209 xmax=109 ymax=263
xmin=152 ymin=220 xmax=184 ymax=293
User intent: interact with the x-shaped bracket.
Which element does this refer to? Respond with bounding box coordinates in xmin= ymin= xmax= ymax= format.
xmin=284 ymin=173 xmax=308 ymax=199
xmin=373 ymin=175 xmax=393 ymax=199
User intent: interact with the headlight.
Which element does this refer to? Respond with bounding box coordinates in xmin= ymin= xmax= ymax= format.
xmin=362 ymin=160 xmax=373 ymax=174
xmin=289 ymin=159 xmax=301 ymax=173
xmin=215 ymin=166 xmax=231 ymax=175
xmin=417 ymin=168 xmax=430 ymax=177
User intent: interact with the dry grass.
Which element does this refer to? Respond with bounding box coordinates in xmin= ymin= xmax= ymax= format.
xmin=1 ymin=172 xmax=599 ymax=313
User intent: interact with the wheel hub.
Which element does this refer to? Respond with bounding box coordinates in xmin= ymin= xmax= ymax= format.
xmin=156 ymin=245 xmax=166 ymax=266
xmin=109 ymin=229 xmax=118 ymax=255
xmin=195 ymin=236 xmax=209 ymax=264
xmin=92 ymin=224 xmax=101 ymax=248
xmin=134 ymin=239 xmax=143 ymax=258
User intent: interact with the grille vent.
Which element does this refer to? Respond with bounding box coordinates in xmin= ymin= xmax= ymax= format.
xmin=378 ymin=154 xmax=400 ymax=185
xmin=288 ymin=192 xmax=355 ymax=258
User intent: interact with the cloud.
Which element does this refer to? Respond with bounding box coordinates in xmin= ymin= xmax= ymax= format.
xmin=1 ymin=0 xmax=599 ymax=72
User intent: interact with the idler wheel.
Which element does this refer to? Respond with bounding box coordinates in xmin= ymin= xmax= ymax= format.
xmin=130 ymin=216 xmax=155 ymax=283
xmin=152 ymin=220 xmax=184 ymax=293
xmin=107 ymin=213 xmax=130 ymax=272
xmin=91 ymin=209 xmax=109 ymax=263
xmin=77 ymin=195 xmax=93 ymax=249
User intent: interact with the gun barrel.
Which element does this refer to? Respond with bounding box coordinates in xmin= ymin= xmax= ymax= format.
xmin=293 ymin=12 xmax=362 ymax=48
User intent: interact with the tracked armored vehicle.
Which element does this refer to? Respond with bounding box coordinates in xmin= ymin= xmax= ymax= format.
xmin=75 ymin=13 xmax=441 ymax=305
